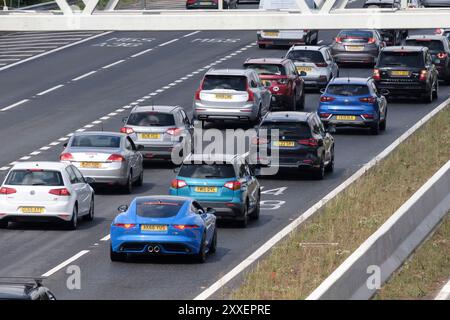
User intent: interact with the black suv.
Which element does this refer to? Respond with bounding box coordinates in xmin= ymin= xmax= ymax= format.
xmin=0 ymin=278 xmax=55 ymax=300
xmin=404 ymin=35 xmax=450 ymax=83
xmin=373 ymin=46 xmax=439 ymax=102
xmin=253 ymin=112 xmax=335 ymax=179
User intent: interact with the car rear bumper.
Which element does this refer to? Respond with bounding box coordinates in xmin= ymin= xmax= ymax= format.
xmin=112 ymin=235 xmax=200 ymax=255
xmin=322 ymin=118 xmax=376 ymax=128
xmin=375 ymin=81 xmax=428 ymax=95
xmin=257 ymin=34 xmax=307 ymax=46
xmin=303 ymin=77 xmax=329 ymax=88
xmin=0 ymin=201 xmax=73 ymax=222
xmin=332 ymin=52 xmax=377 ymax=64
xmin=75 ymin=165 xmax=128 ymax=184
xmin=257 ymin=155 xmax=321 ymax=170
xmin=270 ymin=94 xmax=291 ymax=109
xmin=194 ymin=102 xmax=259 ymax=121
xmin=198 ymin=201 xmax=245 ymax=219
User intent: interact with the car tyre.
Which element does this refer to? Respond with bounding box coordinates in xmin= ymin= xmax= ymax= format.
xmin=65 ymin=205 xmax=78 ymax=230
xmin=249 ymin=192 xmax=261 ymax=220
xmin=258 ymin=43 xmax=266 ymax=49
xmin=134 ymin=169 xmax=144 ymax=187
xmin=380 ymin=110 xmax=387 ymax=131
xmin=433 ymin=80 xmax=438 ymax=100
xmin=237 ymin=203 xmax=249 ymax=228
xmin=83 ymin=198 xmax=95 ymax=222
xmin=195 ymin=234 xmax=207 ymax=263
xmin=209 ymin=227 xmax=217 ymax=254
xmin=110 ymin=245 xmax=127 ymax=262
xmin=123 ymin=172 xmax=133 ymax=194
xmin=370 ymin=120 xmax=380 ymax=135
xmin=422 ymin=87 xmax=433 ymax=103
xmin=313 ymin=159 xmax=325 ymax=180
xmin=325 ymin=149 xmax=334 ymax=173
xmin=0 ymin=220 xmax=8 ymax=229
xmin=296 ymin=91 xmax=305 ymax=110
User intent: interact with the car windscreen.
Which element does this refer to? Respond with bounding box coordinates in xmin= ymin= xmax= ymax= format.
xmin=286 ymin=50 xmax=325 ymax=63
xmin=259 ymin=121 xmax=312 ymax=138
xmin=404 ymin=39 xmax=445 ymax=52
xmin=70 ymin=135 xmax=121 ymax=148
xmin=245 ymin=64 xmax=285 ymax=76
xmin=178 ymin=164 xmax=236 ymax=179
xmin=338 ymin=30 xmax=374 ymax=42
xmin=377 ymin=51 xmax=424 ymax=68
xmin=202 ymin=75 xmax=247 ymax=91
xmin=5 ymin=170 xmax=64 ymax=186
xmin=326 ymin=84 xmax=370 ymax=96
xmin=136 ymin=199 xmax=183 ymax=218
xmin=126 ymin=112 xmax=175 ymax=127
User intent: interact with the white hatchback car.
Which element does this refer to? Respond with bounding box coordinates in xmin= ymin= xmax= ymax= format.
xmin=0 ymin=162 xmax=94 ymax=230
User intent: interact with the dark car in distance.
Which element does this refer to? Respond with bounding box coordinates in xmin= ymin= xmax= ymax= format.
xmin=0 ymin=278 xmax=55 ymax=300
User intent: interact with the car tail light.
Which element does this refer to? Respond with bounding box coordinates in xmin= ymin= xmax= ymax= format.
xmin=277 ymin=78 xmax=288 ymax=85
xmin=419 ymin=70 xmax=427 ymax=81
xmin=247 ymin=88 xmax=255 ymax=102
xmin=195 ymin=88 xmax=201 ymax=100
xmin=367 ymin=37 xmax=376 ymax=44
xmin=359 ymin=96 xmax=376 ymax=103
xmin=171 ymin=179 xmax=187 ymax=189
xmin=251 ymin=137 xmax=268 ymax=145
xmin=60 ymin=153 xmax=73 ymax=161
xmin=224 ymin=181 xmax=241 ymax=190
xmin=173 ymin=224 xmax=200 ymax=230
xmin=107 ymin=154 xmax=125 ymax=162
xmin=315 ymin=62 xmax=328 ymax=67
xmin=319 ymin=113 xmax=331 ymax=118
xmin=120 ymin=127 xmax=134 ymax=134
xmin=373 ymin=68 xmax=381 ymax=81
xmin=114 ymin=223 xmax=135 ymax=229
xmin=0 ymin=187 xmax=16 ymax=195
xmin=320 ymin=96 xmax=335 ymax=102
xmin=362 ymin=113 xmax=375 ymax=119
xmin=437 ymin=52 xmax=448 ymax=59
xmin=298 ymin=138 xmax=318 ymax=147
xmin=335 ymin=37 xmax=342 ymax=43
xmin=49 ymin=188 xmax=71 ymax=196
xmin=166 ymin=128 xmax=182 ymax=136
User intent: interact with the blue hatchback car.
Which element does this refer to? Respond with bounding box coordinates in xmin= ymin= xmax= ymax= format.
xmin=317 ymin=77 xmax=388 ymax=135
xmin=169 ymin=154 xmax=260 ymax=228
xmin=110 ymin=196 xmax=217 ymax=263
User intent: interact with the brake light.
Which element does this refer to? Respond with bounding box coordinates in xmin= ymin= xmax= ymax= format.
xmin=171 ymin=179 xmax=187 ymax=189
xmin=320 ymin=96 xmax=335 ymax=102
xmin=120 ymin=127 xmax=134 ymax=134
xmin=247 ymin=88 xmax=254 ymax=102
xmin=0 ymin=187 xmax=16 ymax=195
xmin=362 ymin=113 xmax=375 ymax=119
xmin=319 ymin=113 xmax=331 ymax=118
xmin=224 ymin=181 xmax=241 ymax=190
xmin=166 ymin=128 xmax=182 ymax=136
xmin=49 ymin=188 xmax=71 ymax=196
xmin=373 ymin=68 xmax=381 ymax=81
xmin=298 ymin=138 xmax=318 ymax=147
xmin=335 ymin=37 xmax=342 ymax=43
xmin=367 ymin=37 xmax=376 ymax=44
xmin=419 ymin=70 xmax=427 ymax=81
xmin=107 ymin=154 xmax=125 ymax=162
xmin=114 ymin=223 xmax=135 ymax=229
xmin=437 ymin=52 xmax=448 ymax=59
xmin=251 ymin=137 xmax=268 ymax=145
xmin=315 ymin=62 xmax=328 ymax=67
xmin=60 ymin=153 xmax=73 ymax=161
xmin=359 ymin=96 xmax=376 ymax=103
xmin=195 ymin=88 xmax=201 ymax=100
xmin=173 ymin=224 xmax=200 ymax=230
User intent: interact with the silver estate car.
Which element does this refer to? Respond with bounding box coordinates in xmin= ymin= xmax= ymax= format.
xmin=60 ymin=132 xmax=144 ymax=194
xmin=193 ymin=68 xmax=271 ymax=125
xmin=121 ymin=105 xmax=194 ymax=162
xmin=285 ymin=45 xmax=339 ymax=90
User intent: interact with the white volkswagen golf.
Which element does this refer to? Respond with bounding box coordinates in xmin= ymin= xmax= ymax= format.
xmin=0 ymin=162 xmax=95 ymax=230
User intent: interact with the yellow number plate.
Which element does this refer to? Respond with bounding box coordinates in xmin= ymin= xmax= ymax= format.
xmin=215 ymin=93 xmax=232 ymax=100
xmin=391 ymin=70 xmax=410 ymax=76
xmin=297 ymin=67 xmax=312 ymax=73
xmin=20 ymin=207 xmax=44 ymax=214
xmin=264 ymin=31 xmax=279 ymax=37
xmin=346 ymin=45 xmax=364 ymax=51
xmin=200 ymin=1 xmax=212 ymax=5
xmin=141 ymin=225 xmax=168 ymax=232
xmin=139 ymin=133 xmax=161 ymax=139
xmin=274 ymin=141 xmax=295 ymax=147
xmin=80 ymin=162 xmax=101 ymax=168
xmin=194 ymin=186 xmax=218 ymax=193
xmin=336 ymin=115 xmax=357 ymax=121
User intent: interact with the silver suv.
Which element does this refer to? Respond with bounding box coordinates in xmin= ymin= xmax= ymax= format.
xmin=285 ymin=45 xmax=339 ymax=90
xmin=193 ymin=68 xmax=271 ymax=125
xmin=121 ymin=105 xmax=193 ymax=162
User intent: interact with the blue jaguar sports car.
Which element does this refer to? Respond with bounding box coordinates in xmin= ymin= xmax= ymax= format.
xmin=110 ymin=196 xmax=217 ymax=263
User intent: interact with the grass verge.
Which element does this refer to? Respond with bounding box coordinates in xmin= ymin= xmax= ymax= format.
xmin=231 ymin=103 xmax=450 ymax=299
xmin=373 ymin=212 xmax=449 ymax=300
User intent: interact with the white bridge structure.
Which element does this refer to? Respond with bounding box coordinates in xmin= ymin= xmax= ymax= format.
xmin=1 ymin=0 xmax=450 ymax=31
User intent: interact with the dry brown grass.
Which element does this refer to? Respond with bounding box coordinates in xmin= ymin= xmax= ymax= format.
xmin=232 ymin=104 xmax=450 ymax=300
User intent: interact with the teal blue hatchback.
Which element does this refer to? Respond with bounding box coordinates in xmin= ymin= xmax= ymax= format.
xmin=169 ymin=154 xmax=260 ymax=228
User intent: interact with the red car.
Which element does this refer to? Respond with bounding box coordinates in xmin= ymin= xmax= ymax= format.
xmin=243 ymin=58 xmax=305 ymax=111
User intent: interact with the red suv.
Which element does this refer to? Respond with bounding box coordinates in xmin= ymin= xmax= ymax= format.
xmin=243 ymin=58 xmax=305 ymax=111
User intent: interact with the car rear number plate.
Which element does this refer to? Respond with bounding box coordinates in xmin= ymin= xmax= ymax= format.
xmin=195 ymin=186 xmax=218 ymax=193
xmin=391 ymin=70 xmax=409 ymax=76
xmin=336 ymin=115 xmax=356 ymax=121
xmin=200 ymin=1 xmax=212 ymax=4
xmin=264 ymin=31 xmax=279 ymax=37
xmin=80 ymin=162 xmax=101 ymax=168
xmin=346 ymin=46 xmax=364 ymax=51
xmin=139 ymin=133 xmax=161 ymax=139
xmin=297 ymin=67 xmax=312 ymax=73
xmin=215 ymin=93 xmax=232 ymax=99
xmin=141 ymin=225 xmax=168 ymax=232
xmin=20 ymin=207 xmax=44 ymax=214
xmin=273 ymin=141 xmax=295 ymax=147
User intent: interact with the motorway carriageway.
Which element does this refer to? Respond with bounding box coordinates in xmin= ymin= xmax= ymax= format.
xmin=0 ymin=23 xmax=448 ymax=301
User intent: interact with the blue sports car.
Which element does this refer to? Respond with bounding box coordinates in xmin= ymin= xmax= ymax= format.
xmin=318 ymin=77 xmax=388 ymax=135
xmin=110 ymin=196 xmax=217 ymax=263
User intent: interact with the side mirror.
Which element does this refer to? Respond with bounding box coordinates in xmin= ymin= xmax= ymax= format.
xmin=85 ymin=177 xmax=95 ymax=184
xmin=206 ymin=207 xmax=216 ymax=215
xmin=136 ymin=144 xmax=144 ymax=151
xmin=122 ymin=117 xmax=128 ymax=124
xmin=319 ymin=88 xmax=326 ymax=94
xmin=118 ymin=205 xmax=128 ymax=212
xmin=326 ymin=125 xmax=336 ymax=134
xmin=251 ymin=80 xmax=257 ymax=88
xmin=380 ymin=89 xmax=390 ymax=96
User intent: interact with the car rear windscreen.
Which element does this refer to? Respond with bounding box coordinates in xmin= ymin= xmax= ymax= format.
xmin=326 ymin=84 xmax=370 ymax=96
xmin=202 ymin=75 xmax=247 ymax=91
xmin=338 ymin=30 xmax=374 ymax=42
xmin=260 ymin=121 xmax=311 ymax=138
xmin=378 ymin=51 xmax=424 ymax=68
xmin=70 ymin=135 xmax=121 ymax=148
xmin=178 ymin=164 xmax=236 ymax=179
xmin=6 ymin=170 xmax=64 ymax=186
xmin=286 ymin=50 xmax=325 ymax=63
xmin=404 ymin=39 xmax=445 ymax=52
xmin=363 ymin=2 xmax=395 ymax=8
xmin=136 ymin=199 xmax=184 ymax=218
xmin=245 ymin=64 xmax=285 ymax=76
xmin=127 ymin=112 xmax=175 ymax=127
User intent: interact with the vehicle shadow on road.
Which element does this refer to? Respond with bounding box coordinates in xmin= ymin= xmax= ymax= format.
xmin=4 ymin=216 xmax=107 ymax=231
xmin=123 ymin=249 xmax=230 ymax=264
xmin=92 ymin=183 xmax=157 ymax=195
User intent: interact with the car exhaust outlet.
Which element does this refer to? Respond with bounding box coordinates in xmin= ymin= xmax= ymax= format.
xmin=154 ymin=246 xmax=160 ymax=253
xmin=147 ymin=246 xmax=154 ymax=253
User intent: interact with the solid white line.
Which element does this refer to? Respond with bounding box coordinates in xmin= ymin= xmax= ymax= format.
xmin=158 ymin=38 xmax=179 ymax=47
xmin=131 ymin=48 xmax=153 ymax=58
xmin=435 ymin=278 xmax=450 ymax=300
xmin=0 ymin=31 xmax=113 ymax=72
xmin=1 ymin=99 xmax=29 ymax=111
xmin=100 ymin=234 xmax=111 ymax=241
xmin=72 ymin=70 xmax=96 ymax=81
xmin=194 ymin=97 xmax=450 ymax=301
xmin=102 ymin=59 xmax=125 ymax=69
xmin=41 ymin=250 xmax=90 ymax=278
xmin=36 ymin=84 xmax=64 ymax=96
xmin=183 ymin=31 xmax=201 ymax=37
